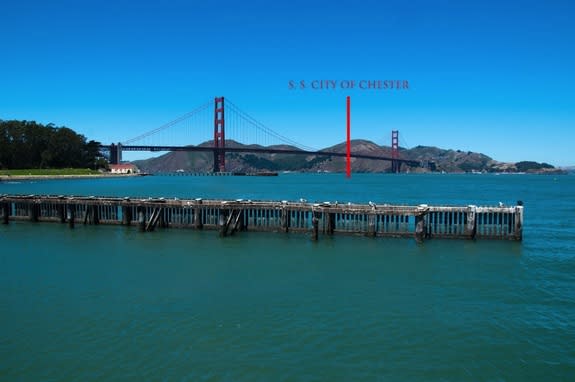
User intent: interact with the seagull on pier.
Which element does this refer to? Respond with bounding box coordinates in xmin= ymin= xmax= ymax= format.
xmin=499 ymin=202 xmax=505 ymax=207
xmin=299 ymin=198 xmax=307 ymax=203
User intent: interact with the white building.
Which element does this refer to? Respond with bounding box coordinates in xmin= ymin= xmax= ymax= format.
xmin=109 ymin=164 xmax=139 ymax=174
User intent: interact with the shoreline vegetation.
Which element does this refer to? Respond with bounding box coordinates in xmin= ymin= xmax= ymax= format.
xmin=0 ymin=120 xmax=105 ymax=170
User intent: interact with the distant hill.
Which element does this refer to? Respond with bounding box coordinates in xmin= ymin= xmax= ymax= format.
xmin=132 ymin=140 xmax=562 ymax=174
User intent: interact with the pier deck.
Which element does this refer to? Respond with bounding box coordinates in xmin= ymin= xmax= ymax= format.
xmin=0 ymin=194 xmax=523 ymax=241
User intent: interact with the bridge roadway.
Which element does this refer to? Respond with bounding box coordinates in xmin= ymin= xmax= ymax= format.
xmin=100 ymin=145 xmax=422 ymax=167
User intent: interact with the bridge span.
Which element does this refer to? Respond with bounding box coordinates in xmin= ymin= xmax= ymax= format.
xmin=102 ymin=97 xmax=425 ymax=173
xmin=101 ymin=144 xmax=422 ymax=169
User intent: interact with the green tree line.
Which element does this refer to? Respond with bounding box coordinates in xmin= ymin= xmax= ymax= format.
xmin=0 ymin=120 xmax=103 ymax=169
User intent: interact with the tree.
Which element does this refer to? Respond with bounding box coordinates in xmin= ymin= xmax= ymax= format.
xmin=0 ymin=120 xmax=105 ymax=169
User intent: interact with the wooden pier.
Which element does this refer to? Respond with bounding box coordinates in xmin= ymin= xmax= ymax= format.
xmin=0 ymin=194 xmax=523 ymax=241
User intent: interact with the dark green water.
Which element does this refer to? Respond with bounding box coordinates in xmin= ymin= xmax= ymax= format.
xmin=1 ymin=174 xmax=574 ymax=381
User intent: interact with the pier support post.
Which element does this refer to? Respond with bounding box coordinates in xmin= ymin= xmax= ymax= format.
xmin=367 ymin=214 xmax=376 ymax=237
xmin=83 ymin=205 xmax=99 ymax=225
xmin=415 ymin=214 xmax=426 ymax=243
xmin=122 ymin=206 xmax=132 ymax=225
xmin=514 ymin=202 xmax=524 ymax=241
xmin=158 ymin=209 xmax=167 ymax=228
xmin=58 ymin=204 xmax=66 ymax=223
xmin=29 ymin=203 xmax=39 ymax=222
xmin=238 ymin=210 xmax=246 ymax=231
xmin=138 ymin=207 xmax=146 ymax=232
xmin=219 ymin=209 xmax=229 ymax=237
xmin=281 ymin=208 xmax=290 ymax=233
xmin=67 ymin=205 xmax=75 ymax=229
xmin=93 ymin=205 xmax=100 ymax=225
xmin=83 ymin=205 xmax=89 ymax=225
xmin=326 ymin=212 xmax=335 ymax=235
xmin=2 ymin=202 xmax=9 ymax=224
xmin=465 ymin=205 xmax=477 ymax=240
xmin=194 ymin=201 xmax=203 ymax=230
xmin=415 ymin=205 xmax=429 ymax=243
xmin=311 ymin=212 xmax=319 ymax=241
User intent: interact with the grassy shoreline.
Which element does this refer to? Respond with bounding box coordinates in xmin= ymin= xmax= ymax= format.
xmin=0 ymin=168 xmax=101 ymax=176
xmin=0 ymin=168 xmax=141 ymax=181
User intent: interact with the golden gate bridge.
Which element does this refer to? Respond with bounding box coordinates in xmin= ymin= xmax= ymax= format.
xmin=100 ymin=97 xmax=422 ymax=173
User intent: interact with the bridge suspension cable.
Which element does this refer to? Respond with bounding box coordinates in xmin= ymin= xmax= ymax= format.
xmin=225 ymin=99 xmax=317 ymax=152
xmin=117 ymin=97 xmax=318 ymax=151
xmin=121 ymin=100 xmax=211 ymax=145
xmin=399 ymin=132 xmax=411 ymax=150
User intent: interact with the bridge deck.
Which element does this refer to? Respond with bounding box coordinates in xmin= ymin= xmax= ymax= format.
xmin=102 ymin=144 xmax=423 ymax=167
xmin=0 ymin=194 xmax=523 ymax=241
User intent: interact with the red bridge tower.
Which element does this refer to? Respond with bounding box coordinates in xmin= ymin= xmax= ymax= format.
xmin=213 ymin=97 xmax=225 ymax=172
xmin=391 ymin=130 xmax=400 ymax=173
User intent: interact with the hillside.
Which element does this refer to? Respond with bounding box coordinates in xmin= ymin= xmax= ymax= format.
xmin=132 ymin=140 xmax=562 ymax=174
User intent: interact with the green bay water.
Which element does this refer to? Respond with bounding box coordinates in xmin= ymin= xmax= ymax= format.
xmin=1 ymin=174 xmax=574 ymax=381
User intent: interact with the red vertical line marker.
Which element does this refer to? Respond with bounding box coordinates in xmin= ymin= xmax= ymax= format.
xmin=346 ymin=96 xmax=351 ymax=178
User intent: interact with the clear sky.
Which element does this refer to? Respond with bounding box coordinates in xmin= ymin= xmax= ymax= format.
xmin=1 ymin=0 xmax=574 ymax=166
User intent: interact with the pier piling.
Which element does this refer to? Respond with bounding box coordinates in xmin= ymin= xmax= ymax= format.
xmin=122 ymin=206 xmax=132 ymax=226
xmin=311 ymin=212 xmax=319 ymax=241
xmin=415 ymin=215 xmax=426 ymax=243
xmin=367 ymin=214 xmax=376 ymax=237
xmin=219 ymin=209 xmax=229 ymax=237
xmin=193 ymin=200 xmax=203 ymax=230
xmin=466 ymin=206 xmax=477 ymax=239
xmin=138 ymin=207 xmax=146 ymax=232
xmin=2 ymin=202 xmax=9 ymax=224
xmin=58 ymin=204 xmax=66 ymax=224
xmin=514 ymin=202 xmax=524 ymax=241
xmin=29 ymin=203 xmax=39 ymax=222
xmin=67 ymin=205 xmax=75 ymax=229
xmin=280 ymin=208 xmax=290 ymax=233
xmin=326 ymin=212 xmax=335 ymax=235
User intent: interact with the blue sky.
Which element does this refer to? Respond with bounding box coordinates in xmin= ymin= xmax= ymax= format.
xmin=1 ymin=0 xmax=574 ymax=166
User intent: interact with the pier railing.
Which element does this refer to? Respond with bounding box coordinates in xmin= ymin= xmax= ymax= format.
xmin=0 ymin=194 xmax=523 ymax=241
